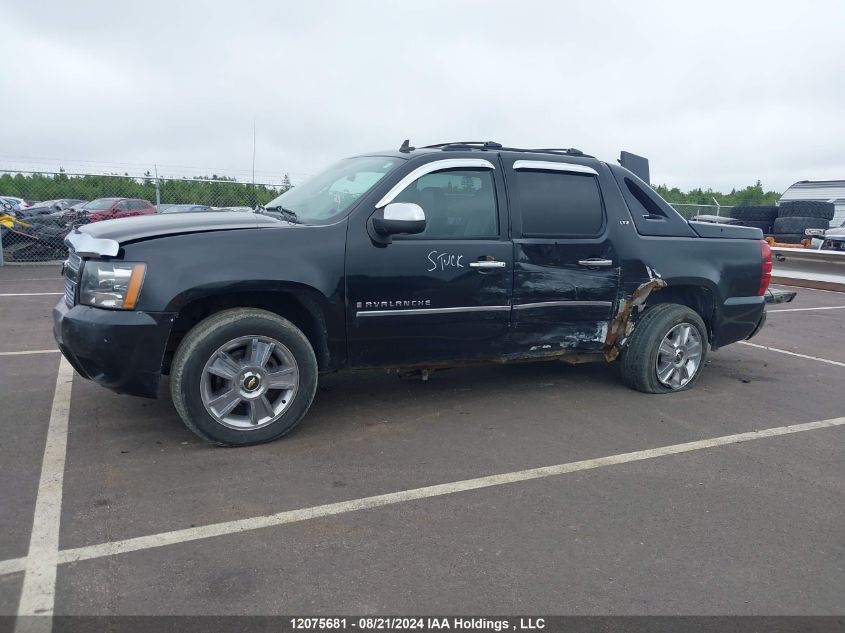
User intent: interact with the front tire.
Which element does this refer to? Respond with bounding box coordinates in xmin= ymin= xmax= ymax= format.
xmin=170 ymin=308 xmax=318 ymax=446
xmin=619 ymin=304 xmax=708 ymax=394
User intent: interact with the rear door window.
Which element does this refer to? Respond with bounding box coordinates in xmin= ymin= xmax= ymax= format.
xmin=516 ymin=170 xmax=604 ymax=237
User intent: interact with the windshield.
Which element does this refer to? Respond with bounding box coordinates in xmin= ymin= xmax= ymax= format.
xmin=83 ymin=199 xmax=117 ymax=211
xmin=264 ymin=157 xmax=400 ymax=224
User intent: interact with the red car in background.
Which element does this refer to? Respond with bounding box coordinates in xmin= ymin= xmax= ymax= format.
xmin=70 ymin=197 xmax=157 ymax=223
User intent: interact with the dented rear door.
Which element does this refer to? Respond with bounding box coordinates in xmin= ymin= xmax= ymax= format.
xmin=505 ymin=157 xmax=620 ymax=352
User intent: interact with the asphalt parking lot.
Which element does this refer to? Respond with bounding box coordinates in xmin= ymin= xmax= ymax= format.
xmin=1 ymin=264 xmax=843 ymax=623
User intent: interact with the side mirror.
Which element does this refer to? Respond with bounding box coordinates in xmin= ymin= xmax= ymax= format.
xmin=370 ymin=202 xmax=426 ymax=242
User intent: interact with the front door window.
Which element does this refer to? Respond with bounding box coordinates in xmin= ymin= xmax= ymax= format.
xmin=393 ymin=168 xmax=498 ymax=239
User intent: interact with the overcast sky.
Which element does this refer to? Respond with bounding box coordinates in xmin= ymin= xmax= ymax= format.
xmin=1 ymin=0 xmax=843 ymax=191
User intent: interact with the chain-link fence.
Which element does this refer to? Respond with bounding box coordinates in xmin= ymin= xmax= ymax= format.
xmin=0 ymin=170 xmax=288 ymax=263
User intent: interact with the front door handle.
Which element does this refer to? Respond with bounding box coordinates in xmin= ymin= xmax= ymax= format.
xmin=469 ymin=261 xmax=507 ymax=269
xmin=577 ymin=258 xmax=613 ymax=267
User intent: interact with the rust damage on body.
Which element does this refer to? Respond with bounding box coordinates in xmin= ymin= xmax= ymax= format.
xmin=603 ymin=278 xmax=668 ymax=361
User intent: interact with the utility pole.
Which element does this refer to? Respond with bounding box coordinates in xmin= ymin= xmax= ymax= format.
xmin=154 ymin=164 xmax=161 ymax=211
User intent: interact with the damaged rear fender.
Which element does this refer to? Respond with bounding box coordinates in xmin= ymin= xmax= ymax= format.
xmin=603 ymin=278 xmax=668 ymax=361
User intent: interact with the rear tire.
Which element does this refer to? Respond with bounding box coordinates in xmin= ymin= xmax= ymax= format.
xmin=777 ymin=200 xmax=835 ymax=220
xmin=772 ymin=216 xmax=830 ymax=234
xmin=170 ymin=308 xmax=318 ymax=446
xmin=771 ymin=233 xmax=805 ymax=244
xmin=619 ymin=304 xmax=709 ymax=394
xmin=740 ymin=220 xmax=772 ymax=232
xmin=730 ymin=205 xmax=778 ymax=223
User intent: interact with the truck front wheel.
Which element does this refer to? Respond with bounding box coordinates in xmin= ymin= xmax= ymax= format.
xmin=619 ymin=304 xmax=709 ymax=394
xmin=170 ymin=308 xmax=318 ymax=446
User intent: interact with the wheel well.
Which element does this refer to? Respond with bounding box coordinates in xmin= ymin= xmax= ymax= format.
xmin=645 ymin=285 xmax=715 ymax=339
xmin=162 ymin=291 xmax=330 ymax=375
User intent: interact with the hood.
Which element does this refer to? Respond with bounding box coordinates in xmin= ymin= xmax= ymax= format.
xmin=66 ymin=212 xmax=285 ymax=257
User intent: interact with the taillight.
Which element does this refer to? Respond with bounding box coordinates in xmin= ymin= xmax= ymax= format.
xmin=758 ymin=239 xmax=772 ymax=296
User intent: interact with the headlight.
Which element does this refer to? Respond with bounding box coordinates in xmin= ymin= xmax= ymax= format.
xmin=79 ymin=262 xmax=146 ymax=309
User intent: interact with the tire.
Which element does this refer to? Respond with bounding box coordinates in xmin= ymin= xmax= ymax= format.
xmin=170 ymin=308 xmax=318 ymax=446
xmin=619 ymin=304 xmax=709 ymax=394
xmin=739 ymin=220 xmax=772 ymax=232
xmin=771 ymin=216 xmax=829 ymax=234
xmin=777 ymin=200 xmax=835 ymax=220
xmin=771 ymin=233 xmax=805 ymax=244
xmin=730 ymin=205 xmax=778 ymax=223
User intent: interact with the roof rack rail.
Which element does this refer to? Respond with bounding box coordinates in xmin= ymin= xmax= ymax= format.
xmin=421 ymin=142 xmax=592 ymax=158
xmin=423 ymin=141 xmax=503 ymax=150
xmin=529 ymin=148 xmax=586 ymax=157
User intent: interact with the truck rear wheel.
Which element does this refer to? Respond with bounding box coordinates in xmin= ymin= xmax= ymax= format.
xmin=619 ymin=304 xmax=708 ymax=394
xmin=170 ymin=308 xmax=318 ymax=446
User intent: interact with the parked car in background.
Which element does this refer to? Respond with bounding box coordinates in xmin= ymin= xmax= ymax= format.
xmin=63 ymin=197 xmax=157 ymax=224
xmin=1 ymin=198 xmax=16 ymax=214
xmin=158 ymin=204 xmax=213 ymax=214
xmin=1 ymin=196 xmax=30 ymax=213
xmin=821 ymin=219 xmax=845 ymax=251
xmin=17 ymin=199 xmax=87 ymax=218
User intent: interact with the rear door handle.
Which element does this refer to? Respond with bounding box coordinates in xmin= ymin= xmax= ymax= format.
xmin=469 ymin=261 xmax=507 ymax=269
xmin=577 ymin=258 xmax=613 ymax=267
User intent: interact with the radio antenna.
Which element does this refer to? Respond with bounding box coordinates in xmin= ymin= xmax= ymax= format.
xmin=251 ymin=120 xmax=257 ymax=207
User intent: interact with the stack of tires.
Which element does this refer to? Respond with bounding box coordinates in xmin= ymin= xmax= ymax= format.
xmin=729 ymin=205 xmax=778 ymax=233
xmin=770 ymin=201 xmax=835 ymax=243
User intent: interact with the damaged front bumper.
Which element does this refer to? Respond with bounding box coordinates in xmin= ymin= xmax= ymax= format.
xmin=53 ymin=299 xmax=175 ymax=398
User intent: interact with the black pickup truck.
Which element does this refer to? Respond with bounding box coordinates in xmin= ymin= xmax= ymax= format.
xmin=54 ymin=141 xmax=772 ymax=446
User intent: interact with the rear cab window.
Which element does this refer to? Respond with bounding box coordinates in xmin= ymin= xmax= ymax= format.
xmin=608 ymin=165 xmax=697 ymax=237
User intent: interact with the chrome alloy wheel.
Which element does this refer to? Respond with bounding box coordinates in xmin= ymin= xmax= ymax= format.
xmin=200 ymin=335 xmax=299 ymax=430
xmin=655 ymin=323 xmax=703 ymax=390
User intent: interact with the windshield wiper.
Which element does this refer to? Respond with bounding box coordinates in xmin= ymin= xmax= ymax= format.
xmin=265 ymin=206 xmax=301 ymax=224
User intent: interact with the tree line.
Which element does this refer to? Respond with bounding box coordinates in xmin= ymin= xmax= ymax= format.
xmin=0 ymin=170 xmax=292 ymax=208
xmin=654 ymin=180 xmax=781 ymax=207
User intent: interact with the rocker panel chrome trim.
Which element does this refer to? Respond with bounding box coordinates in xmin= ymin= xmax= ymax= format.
xmin=514 ymin=300 xmax=613 ymax=310
xmin=357 ymin=305 xmax=510 ymax=317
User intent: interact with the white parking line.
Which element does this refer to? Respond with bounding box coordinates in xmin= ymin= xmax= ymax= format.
xmin=740 ymin=341 xmax=845 ymax=367
xmin=31 ymin=416 xmax=845 ymax=568
xmin=768 ymin=306 xmax=845 ymax=313
xmin=15 ymin=357 xmax=73 ymax=624
xmin=0 ymin=350 xmax=59 ymax=357
xmin=0 ymin=416 xmax=841 ymax=582
xmin=0 ymin=557 xmax=26 ymax=576
xmin=0 ymin=293 xmax=62 ymax=297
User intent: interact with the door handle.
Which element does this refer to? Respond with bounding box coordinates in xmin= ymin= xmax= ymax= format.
xmin=469 ymin=261 xmax=507 ymax=269
xmin=577 ymin=258 xmax=613 ymax=267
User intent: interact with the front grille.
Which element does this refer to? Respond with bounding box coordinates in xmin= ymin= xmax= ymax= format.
xmin=64 ymin=250 xmax=82 ymax=307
